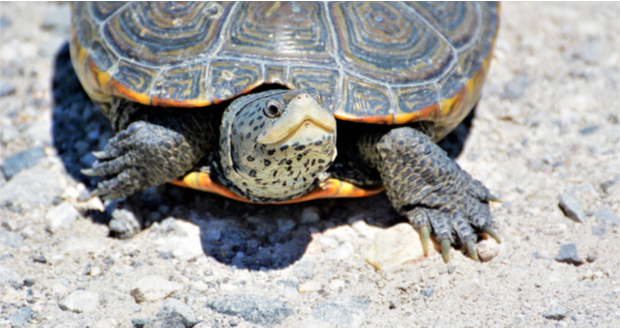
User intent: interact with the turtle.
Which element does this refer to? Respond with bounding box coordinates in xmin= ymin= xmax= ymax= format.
xmin=70 ymin=1 xmax=500 ymax=262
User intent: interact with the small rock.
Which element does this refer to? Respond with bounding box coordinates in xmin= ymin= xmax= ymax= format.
xmin=389 ymin=298 xmax=401 ymax=309
xmin=130 ymin=276 xmax=182 ymax=303
xmin=110 ymin=208 xmax=142 ymax=239
xmin=558 ymin=192 xmax=586 ymax=223
xmin=1 ymin=147 xmax=46 ymax=180
xmin=591 ymin=225 xmax=606 ymax=236
xmin=596 ymin=209 xmax=619 ymax=226
xmin=92 ymin=318 xmax=119 ymax=328
xmin=301 ymin=206 xmax=321 ymax=224
xmin=600 ymin=176 xmax=620 ymax=194
xmin=0 ymin=230 xmax=24 ymax=248
xmin=45 ymin=202 xmax=80 ymax=233
xmin=9 ymin=306 xmax=31 ymax=326
xmin=579 ymin=126 xmax=599 ymax=135
xmin=23 ymin=278 xmax=35 ymax=287
xmin=40 ymin=5 xmax=71 ymax=34
xmin=131 ymin=318 xmax=149 ymax=328
xmin=420 ymin=287 xmax=434 ymax=299
xmin=586 ymin=254 xmax=597 ymax=263
xmin=325 ymin=242 xmax=354 ymax=261
xmin=0 ymin=17 xmax=10 ymax=29
xmin=277 ymin=218 xmax=296 ymax=233
xmin=555 ymin=243 xmax=584 ymax=265
xmin=150 ymin=299 xmax=199 ymax=328
xmin=59 ymin=291 xmax=100 ymax=313
xmin=476 ymin=238 xmax=500 ymax=262
xmin=543 ymin=306 xmax=568 ymax=320
xmin=501 ymin=75 xmax=529 ymax=100
xmin=206 ymin=294 xmax=293 ymax=325
xmin=0 ymin=165 xmax=62 ymax=207
xmin=0 ymin=266 xmax=23 ymax=288
xmin=303 ymin=296 xmax=370 ymax=327
xmin=0 ymin=81 xmax=16 ymax=97
xmin=364 ymin=223 xmax=431 ymax=270
xmin=298 ymin=280 xmax=322 ymax=293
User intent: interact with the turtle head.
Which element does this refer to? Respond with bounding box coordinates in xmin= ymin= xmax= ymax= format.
xmin=220 ymin=89 xmax=337 ymax=201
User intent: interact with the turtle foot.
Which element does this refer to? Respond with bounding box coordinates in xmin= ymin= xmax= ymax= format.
xmin=373 ymin=127 xmax=498 ymax=262
xmin=83 ymin=121 xmax=197 ymax=200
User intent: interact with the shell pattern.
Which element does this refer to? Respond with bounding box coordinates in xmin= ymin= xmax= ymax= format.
xmin=70 ymin=2 xmax=498 ymax=136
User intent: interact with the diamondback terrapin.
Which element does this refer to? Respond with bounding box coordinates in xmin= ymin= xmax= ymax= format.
xmin=70 ymin=1 xmax=500 ymax=262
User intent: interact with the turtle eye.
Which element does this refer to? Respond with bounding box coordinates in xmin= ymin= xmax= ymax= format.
xmin=264 ymin=100 xmax=282 ymax=118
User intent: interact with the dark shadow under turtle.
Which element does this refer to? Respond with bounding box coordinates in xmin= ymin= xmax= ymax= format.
xmin=52 ymin=43 xmax=476 ymax=270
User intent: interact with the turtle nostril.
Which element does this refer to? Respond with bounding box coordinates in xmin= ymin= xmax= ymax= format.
xmin=297 ymin=95 xmax=302 ymax=100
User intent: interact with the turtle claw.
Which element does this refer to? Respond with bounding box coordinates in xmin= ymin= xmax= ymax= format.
xmin=441 ymin=238 xmax=451 ymax=263
xmin=487 ymin=193 xmax=501 ymax=203
xmin=420 ymin=225 xmax=430 ymax=255
xmin=81 ymin=168 xmax=98 ymax=176
xmin=466 ymin=240 xmax=479 ymax=262
xmin=483 ymin=226 xmax=501 ymax=243
xmin=92 ymin=150 xmax=109 ymax=159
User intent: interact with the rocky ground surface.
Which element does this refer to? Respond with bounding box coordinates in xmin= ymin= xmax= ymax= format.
xmin=1 ymin=2 xmax=619 ymax=327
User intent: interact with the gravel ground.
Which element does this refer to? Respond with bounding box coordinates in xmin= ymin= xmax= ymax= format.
xmin=1 ymin=2 xmax=619 ymax=327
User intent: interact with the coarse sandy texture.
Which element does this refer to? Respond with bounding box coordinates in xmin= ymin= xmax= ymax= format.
xmin=1 ymin=2 xmax=619 ymax=327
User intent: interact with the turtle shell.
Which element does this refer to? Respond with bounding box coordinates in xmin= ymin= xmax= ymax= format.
xmin=70 ymin=2 xmax=498 ymax=139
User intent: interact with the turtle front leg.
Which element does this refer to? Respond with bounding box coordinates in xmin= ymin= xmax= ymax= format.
xmin=82 ymin=112 xmax=214 ymax=200
xmin=361 ymin=127 xmax=499 ymax=262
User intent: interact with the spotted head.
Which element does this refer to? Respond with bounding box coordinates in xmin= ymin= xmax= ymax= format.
xmin=219 ymin=89 xmax=337 ymax=201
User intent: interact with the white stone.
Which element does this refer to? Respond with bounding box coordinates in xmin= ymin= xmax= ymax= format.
xmin=46 ymin=202 xmax=79 ymax=233
xmin=364 ymin=223 xmax=432 ymax=271
xmin=477 ymin=238 xmax=501 ymax=262
xmin=325 ymin=242 xmax=354 ymax=262
xmin=130 ymin=276 xmax=182 ymax=303
xmin=59 ymin=291 xmax=100 ymax=313
xmin=298 ymin=280 xmax=321 ymax=293
xmin=91 ymin=318 xmax=118 ymax=328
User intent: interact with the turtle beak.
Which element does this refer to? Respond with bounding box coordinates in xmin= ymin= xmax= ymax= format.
xmin=257 ymin=92 xmax=336 ymax=145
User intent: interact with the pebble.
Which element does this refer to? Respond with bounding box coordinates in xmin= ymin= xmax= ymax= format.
xmin=131 ymin=318 xmax=149 ymax=328
xmin=586 ymin=254 xmax=597 ymax=263
xmin=45 ymin=202 xmax=80 ymax=233
xmin=591 ymin=225 xmax=605 ymax=236
xmin=595 ymin=209 xmax=619 ymax=226
xmin=130 ymin=276 xmax=182 ymax=303
xmin=558 ymin=192 xmax=586 ymax=223
xmin=600 ymin=176 xmax=619 ymax=194
xmin=0 ymin=147 xmax=46 ymax=180
xmin=206 ymin=294 xmax=294 ymax=325
xmin=364 ymin=223 xmax=429 ymax=271
xmin=109 ymin=208 xmax=142 ymax=239
xmin=543 ymin=306 xmax=568 ymax=320
xmin=0 ymin=230 xmax=24 ymax=248
xmin=0 ymin=265 xmax=23 ymax=288
xmin=420 ymin=287 xmax=434 ymax=299
xmin=501 ymin=75 xmax=529 ymax=100
xmin=40 ymin=5 xmax=71 ymax=34
xmin=301 ymin=206 xmax=321 ymax=224
xmin=0 ymin=81 xmax=16 ymax=97
xmin=325 ymin=241 xmax=354 ymax=261
xmin=59 ymin=291 xmax=100 ymax=313
xmin=555 ymin=243 xmax=584 ymax=265
xmin=150 ymin=299 xmax=199 ymax=328
xmin=9 ymin=306 xmax=31 ymax=326
xmin=277 ymin=218 xmax=296 ymax=233
xmin=476 ymin=238 xmax=501 ymax=262
xmin=302 ymin=296 xmax=370 ymax=327
xmin=298 ymin=280 xmax=322 ymax=293
xmin=579 ymin=126 xmax=599 ymax=135
xmin=0 ymin=165 xmax=62 ymax=207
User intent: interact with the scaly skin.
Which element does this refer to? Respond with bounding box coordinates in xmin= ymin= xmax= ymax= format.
xmin=359 ymin=126 xmax=498 ymax=262
xmin=83 ymin=108 xmax=219 ymax=200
